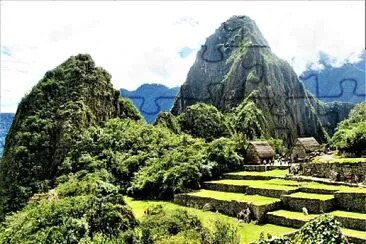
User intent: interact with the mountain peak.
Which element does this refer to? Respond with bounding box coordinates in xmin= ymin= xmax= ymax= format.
xmin=172 ymin=16 xmax=350 ymax=145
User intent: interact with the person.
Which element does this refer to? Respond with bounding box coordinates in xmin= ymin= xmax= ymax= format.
xmin=264 ymin=159 xmax=267 ymax=171
xmin=259 ymin=231 xmax=265 ymax=241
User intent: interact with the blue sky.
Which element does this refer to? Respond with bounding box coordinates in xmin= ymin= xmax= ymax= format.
xmin=0 ymin=1 xmax=364 ymax=113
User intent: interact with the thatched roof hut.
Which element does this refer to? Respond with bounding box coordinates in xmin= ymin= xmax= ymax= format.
xmin=245 ymin=141 xmax=275 ymax=164
xmin=291 ymin=137 xmax=320 ymax=162
xmin=295 ymin=137 xmax=320 ymax=152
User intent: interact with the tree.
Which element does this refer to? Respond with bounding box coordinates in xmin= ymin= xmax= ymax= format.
xmin=234 ymin=101 xmax=267 ymax=140
xmin=178 ymin=103 xmax=232 ymax=141
xmin=332 ymin=103 xmax=366 ymax=156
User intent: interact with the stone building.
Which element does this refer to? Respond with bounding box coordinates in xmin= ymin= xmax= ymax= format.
xmin=291 ymin=137 xmax=320 ymax=162
xmin=245 ymin=141 xmax=275 ymax=165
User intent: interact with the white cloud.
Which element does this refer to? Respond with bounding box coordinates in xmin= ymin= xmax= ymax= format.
xmin=1 ymin=1 xmax=364 ymax=112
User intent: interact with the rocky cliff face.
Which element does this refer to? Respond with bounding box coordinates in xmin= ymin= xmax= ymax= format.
xmin=172 ymin=15 xmax=350 ymax=144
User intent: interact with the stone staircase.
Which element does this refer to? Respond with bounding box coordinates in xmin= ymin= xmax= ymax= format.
xmin=174 ymin=166 xmax=366 ymax=243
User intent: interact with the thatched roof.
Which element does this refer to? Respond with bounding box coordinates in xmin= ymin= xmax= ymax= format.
xmin=296 ymin=137 xmax=320 ymax=151
xmin=249 ymin=141 xmax=275 ymax=158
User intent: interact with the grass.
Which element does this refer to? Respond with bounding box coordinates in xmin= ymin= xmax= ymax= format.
xmin=312 ymin=155 xmax=366 ymax=164
xmin=206 ymin=179 xmax=257 ymax=186
xmin=330 ymin=210 xmax=366 ymax=220
xmin=287 ymin=192 xmax=334 ymax=201
xmin=267 ymin=210 xmax=318 ymax=221
xmin=301 ymin=182 xmax=366 ymax=193
xmin=187 ymin=189 xmax=280 ymax=205
xmin=227 ymin=169 xmax=288 ymax=177
xmin=207 ymin=178 xmax=366 ymax=194
xmin=267 ymin=179 xmax=304 ymax=186
xmin=341 ymin=228 xmax=366 ymax=239
xmin=124 ymin=197 xmax=295 ymax=244
xmin=205 ymin=179 xmax=298 ymax=191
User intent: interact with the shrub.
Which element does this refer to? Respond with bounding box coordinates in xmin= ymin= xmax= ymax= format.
xmin=297 ymin=214 xmax=345 ymax=244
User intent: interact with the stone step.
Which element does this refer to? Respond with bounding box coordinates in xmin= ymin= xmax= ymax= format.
xmin=223 ymin=169 xmax=288 ymax=180
xmin=241 ymin=165 xmax=290 ymax=172
xmin=281 ymin=192 xmax=335 ymax=213
xmin=265 ymin=209 xmax=366 ymax=235
xmin=202 ymin=180 xmax=251 ymax=193
xmin=334 ymin=191 xmax=366 ymax=213
xmin=330 ymin=210 xmax=366 ymax=231
xmin=266 ymin=210 xmax=318 ymax=228
xmin=174 ymin=189 xmax=281 ymax=223
xmin=342 ymin=228 xmax=366 ymax=244
xmin=246 ymin=185 xmax=298 ymax=198
xmin=202 ymin=179 xmax=299 ymax=198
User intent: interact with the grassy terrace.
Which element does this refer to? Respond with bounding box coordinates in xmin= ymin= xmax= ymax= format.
xmin=226 ymin=169 xmax=288 ymax=177
xmin=206 ymin=179 xmax=256 ymax=186
xmin=267 ymin=179 xmax=304 ymax=186
xmin=330 ymin=210 xmax=366 ymax=220
xmin=287 ymin=192 xmax=334 ymax=201
xmin=186 ymin=189 xmax=280 ymax=205
xmin=124 ymin=197 xmax=295 ymax=244
xmin=206 ymin=178 xmax=366 ymax=192
xmin=342 ymin=228 xmax=366 ymax=239
xmin=303 ymin=182 xmax=366 ymax=192
xmin=312 ymin=155 xmax=366 ymax=164
xmin=267 ymin=210 xmax=318 ymax=221
xmin=206 ymin=179 xmax=298 ymax=191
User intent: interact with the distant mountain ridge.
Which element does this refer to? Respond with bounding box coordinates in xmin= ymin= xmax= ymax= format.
xmin=0 ymin=113 xmax=14 ymax=156
xmin=300 ymin=50 xmax=365 ymax=103
xmin=120 ymin=84 xmax=179 ymax=123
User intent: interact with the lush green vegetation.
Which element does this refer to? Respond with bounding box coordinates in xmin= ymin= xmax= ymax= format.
xmin=295 ymin=214 xmax=346 ymax=244
xmin=0 ymin=54 xmax=142 ymax=218
xmin=233 ymin=100 xmax=267 ymax=140
xmin=0 ymin=53 xmax=364 ymax=243
xmin=288 ymin=192 xmax=334 ymax=201
xmin=61 ymin=118 xmax=244 ymax=201
xmin=187 ymin=189 xmax=279 ymax=205
xmin=0 ymin=170 xmax=137 ymax=243
xmin=332 ymin=103 xmax=366 ymax=157
xmin=178 ymin=103 xmax=232 ymax=141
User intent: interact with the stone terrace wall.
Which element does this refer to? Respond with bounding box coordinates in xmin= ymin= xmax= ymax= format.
xmin=303 ymin=162 xmax=366 ymax=182
xmin=334 ymin=192 xmax=366 ymax=213
xmin=281 ymin=195 xmax=335 ymax=213
xmin=266 ymin=213 xmax=308 ymax=229
xmin=202 ymin=182 xmax=248 ymax=193
xmin=334 ymin=216 xmax=366 ymax=231
xmin=174 ymin=194 xmax=281 ymax=223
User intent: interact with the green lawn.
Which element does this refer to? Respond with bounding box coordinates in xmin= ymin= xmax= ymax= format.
xmin=341 ymin=228 xmax=366 ymax=239
xmin=124 ymin=197 xmax=295 ymax=244
xmin=330 ymin=210 xmax=366 ymax=220
xmin=267 ymin=210 xmax=318 ymax=221
xmin=227 ymin=169 xmax=288 ymax=177
xmin=287 ymin=192 xmax=334 ymax=201
xmin=187 ymin=189 xmax=280 ymax=205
